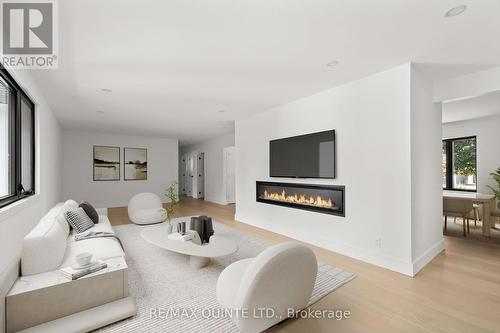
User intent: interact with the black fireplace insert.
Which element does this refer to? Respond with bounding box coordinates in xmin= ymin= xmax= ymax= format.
xmin=256 ymin=181 xmax=345 ymax=216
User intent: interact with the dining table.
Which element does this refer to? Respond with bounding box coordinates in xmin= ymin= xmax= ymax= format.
xmin=443 ymin=190 xmax=496 ymax=237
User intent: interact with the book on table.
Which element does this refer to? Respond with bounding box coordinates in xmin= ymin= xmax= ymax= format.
xmin=60 ymin=260 xmax=108 ymax=280
xmin=167 ymin=232 xmax=193 ymax=241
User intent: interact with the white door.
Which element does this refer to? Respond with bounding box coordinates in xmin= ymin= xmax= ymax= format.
xmin=186 ymin=154 xmax=194 ymax=196
xmin=195 ymin=153 xmax=205 ymax=199
xmin=224 ymin=147 xmax=236 ymax=204
xmin=181 ymin=155 xmax=187 ymax=195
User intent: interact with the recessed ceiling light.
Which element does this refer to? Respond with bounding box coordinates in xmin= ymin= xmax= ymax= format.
xmin=101 ymin=88 xmax=112 ymax=93
xmin=218 ymin=110 xmax=225 ymax=113
xmin=444 ymin=5 xmax=467 ymax=17
xmin=96 ymin=110 xmax=105 ymax=114
xmin=326 ymin=60 xmax=339 ymax=67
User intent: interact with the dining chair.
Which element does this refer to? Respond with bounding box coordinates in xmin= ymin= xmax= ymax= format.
xmin=491 ymin=207 xmax=500 ymax=229
xmin=443 ymin=198 xmax=474 ymax=237
xmin=469 ymin=202 xmax=482 ymax=227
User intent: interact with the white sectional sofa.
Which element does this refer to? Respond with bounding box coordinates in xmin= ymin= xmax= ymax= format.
xmin=6 ymin=200 xmax=136 ymax=333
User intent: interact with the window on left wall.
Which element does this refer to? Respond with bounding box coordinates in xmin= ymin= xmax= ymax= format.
xmin=0 ymin=66 xmax=35 ymax=208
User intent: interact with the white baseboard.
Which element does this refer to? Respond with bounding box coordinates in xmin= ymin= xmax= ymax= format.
xmin=411 ymin=239 xmax=445 ymax=276
xmin=92 ymin=202 xmax=128 ymax=209
xmin=86 ymin=198 xmax=173 ymax=209
xmin=234 ymin=215 xmax=415 ymax=276
xmin=205 ymin=199 xmax=228 ymax=205
xmin=200 ymin=197 xmax=232 ymax=206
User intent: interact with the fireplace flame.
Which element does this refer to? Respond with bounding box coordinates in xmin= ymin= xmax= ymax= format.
xmin=262 ymin=190 xmax=334 ymax=209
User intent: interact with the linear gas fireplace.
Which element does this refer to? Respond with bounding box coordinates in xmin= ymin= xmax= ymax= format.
xmin=256 ymin=181 xmax=345 ymax=216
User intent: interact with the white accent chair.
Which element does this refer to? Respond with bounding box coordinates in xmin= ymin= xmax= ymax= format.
xmin=443 ymin=197 xmax=474 ymax=236
xmin=127 ymin=192 xmax=166 ymax=225
xmin=216 ymin=242 xmax=317 ymax=333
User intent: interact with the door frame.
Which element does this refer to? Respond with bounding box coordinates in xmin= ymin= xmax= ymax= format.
xmin=223 ymin=146 xmax=236 ymax=205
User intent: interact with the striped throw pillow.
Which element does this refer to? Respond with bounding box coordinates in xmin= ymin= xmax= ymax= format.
xmin=65 ymin=208 xmax=95 ymax=233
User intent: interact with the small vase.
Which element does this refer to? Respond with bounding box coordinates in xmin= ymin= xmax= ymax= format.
xmin=165 ymin=223 xmax=173 ymax=234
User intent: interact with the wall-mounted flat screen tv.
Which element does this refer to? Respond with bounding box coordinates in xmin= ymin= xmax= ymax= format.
xmin=270 ymin=130 xmax=335 ymax=179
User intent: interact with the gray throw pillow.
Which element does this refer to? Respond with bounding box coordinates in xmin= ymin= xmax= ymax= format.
xmin=79 ymin=201 xmax=99 ymax=224
xmin=65 ymin=208 xmax=95 ymax=233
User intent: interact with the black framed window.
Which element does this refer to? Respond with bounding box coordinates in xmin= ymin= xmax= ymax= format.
xmin=442 ymin=136 xmax=477 ymax=192
xmin=0 ymin=65 xmax=35 ymax=208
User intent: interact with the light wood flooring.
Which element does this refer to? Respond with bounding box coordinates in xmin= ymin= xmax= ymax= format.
xmin=108 ymin=197 xmax=500 ymax=333
xmin=444 ymin=217 xmax=500 ymax=244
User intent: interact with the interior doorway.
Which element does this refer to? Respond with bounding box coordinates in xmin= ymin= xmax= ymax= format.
xmin=181 ymin=151 xmax=205 ymax=199
xmin=435 ymin=68 xmax=500 ymax=244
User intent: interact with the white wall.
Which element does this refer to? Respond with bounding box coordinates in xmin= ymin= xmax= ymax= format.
xmin=63 ymin=131 xmax=178 ymax=208
xmin=181 ymin=133 xmax=235 ymax=205
xmin=235 ymin=63 xmax=442 ymax=276
xmin=443 ymin=114 xmax=500 ymax=194
xmin=236 ymin=64 xmax=416 ymax=275
xmin=434 ymin=66 xmax=500 ymax=102
xmin=0 ymin=69 xmax=63 ymax=333
xmin=410 ymin=66 xmax=444 ymax=273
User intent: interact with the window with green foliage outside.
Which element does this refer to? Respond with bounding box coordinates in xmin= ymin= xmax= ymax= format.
xmin=442 ymin=136 xmax=477 ymax=191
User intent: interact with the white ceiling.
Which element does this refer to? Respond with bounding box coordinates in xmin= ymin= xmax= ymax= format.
xmin=442 ymin=90 xmax=500 ymax=123
xmin=30 ymin=0 xmax=500 ymax=145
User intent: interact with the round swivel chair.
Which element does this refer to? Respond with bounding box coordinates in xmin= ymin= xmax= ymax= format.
xmin=216 ymin=242 xmax=317 ymax=333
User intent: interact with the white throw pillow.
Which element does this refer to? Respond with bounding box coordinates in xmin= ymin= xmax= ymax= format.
xmin=56 ymin=199 xmax=79 ymax=235
xmin=21 ymin=204 xmax=68 ymax=275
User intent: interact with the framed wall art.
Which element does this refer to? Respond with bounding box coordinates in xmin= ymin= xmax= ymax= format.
xmin=124 ymin=147 xmax=147 ymax=180
xmin=93 ymin=146 xmax=120 ymax=181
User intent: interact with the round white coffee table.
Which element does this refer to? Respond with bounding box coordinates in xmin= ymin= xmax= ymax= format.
xmin=140 ymin=224 xmax=238 ymax=268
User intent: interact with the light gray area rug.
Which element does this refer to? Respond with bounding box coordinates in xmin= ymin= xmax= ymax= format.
xmin=98 ymin=217 xmax=355 ymax=333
